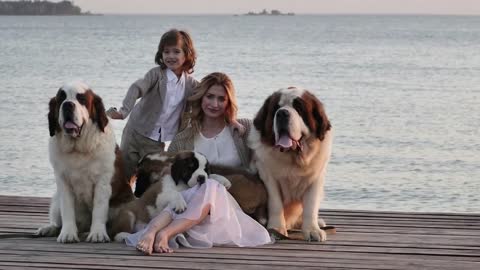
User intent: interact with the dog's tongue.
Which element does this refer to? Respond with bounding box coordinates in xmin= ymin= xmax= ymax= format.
xmin=64 ymin=122 xmax=77 ymax=129
xmin=276 ymin=135 xmax=293 ymax=148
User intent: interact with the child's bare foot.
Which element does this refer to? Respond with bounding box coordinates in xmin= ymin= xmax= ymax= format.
xmin=136 ymin=232 xmax=155 ymax=255
xmin=153 ymin=231 xmax=173 ymax=253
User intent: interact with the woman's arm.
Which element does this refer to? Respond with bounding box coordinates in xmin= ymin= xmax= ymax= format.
xmin=167 ymin=127 xmax=195 ymax=153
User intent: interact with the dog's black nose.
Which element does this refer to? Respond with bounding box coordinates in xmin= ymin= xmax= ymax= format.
xmin=277 ymin=109 xmax=290 ymax=120
xmin=197 ymin=175 xmax=206 ymax=185
xmin=62 ymin=101 xmax=75 ymax=112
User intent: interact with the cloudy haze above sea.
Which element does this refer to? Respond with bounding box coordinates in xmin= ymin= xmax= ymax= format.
xmin=44 ymin=0 xmax=480 ymax=15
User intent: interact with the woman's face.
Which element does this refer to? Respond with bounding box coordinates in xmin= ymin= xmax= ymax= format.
xmin=201 ymin=84 xmax=228 ymax=120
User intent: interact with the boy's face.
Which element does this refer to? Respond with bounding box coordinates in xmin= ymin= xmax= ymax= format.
xmin=162 ymin=42 xmax=185 ymax=76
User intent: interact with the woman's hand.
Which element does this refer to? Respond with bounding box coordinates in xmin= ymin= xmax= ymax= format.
xmin=106 ymin=107 xmax=123 ymax=119
xmin=231 ymin=120 xmax=246 ymax=136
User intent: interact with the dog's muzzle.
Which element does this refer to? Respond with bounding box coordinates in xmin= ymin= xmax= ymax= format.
xmin=62 ymin=102 xmax=82 ymax=137
xmin=197 ymin=175 xmax=206 ymax=185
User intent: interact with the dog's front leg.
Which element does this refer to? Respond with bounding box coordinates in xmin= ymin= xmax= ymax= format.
xmin=209 ymin=174 xmax=232 ymax=189
xmin=86 ymin=181 xmax=111 ymax=243
xmin=301 ymin=177 xmax=326 ymax=242
xmin=57 ymin=182 xmax=80 ymax=243
xmin=169 ymin=191 xmax=187 ymax=214
xmin=263 ymin=175 xmax=287 ymax=236
xmin=36 ymin=191 xmax=61 ymax=237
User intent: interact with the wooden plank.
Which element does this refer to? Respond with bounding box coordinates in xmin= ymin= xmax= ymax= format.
xmin=0 ymin=195 xmax=479 ymax=270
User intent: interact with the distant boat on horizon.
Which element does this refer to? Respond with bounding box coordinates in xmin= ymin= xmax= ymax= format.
xmin=243 ymin=9 xmax=295 ymax=16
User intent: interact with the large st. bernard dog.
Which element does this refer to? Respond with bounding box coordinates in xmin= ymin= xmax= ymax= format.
xmin=248 ymin=87 xmax=333 ymax=242
xmin=36 ymin=82 xmax=134 ymax=243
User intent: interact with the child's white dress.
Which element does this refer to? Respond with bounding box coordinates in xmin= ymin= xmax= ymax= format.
xmin=125 ymin=178 xmax=272 ymax=249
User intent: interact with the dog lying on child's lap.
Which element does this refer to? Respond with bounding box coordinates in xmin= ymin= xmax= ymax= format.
xmin=108 ymin=150 xmax=235 ymax=242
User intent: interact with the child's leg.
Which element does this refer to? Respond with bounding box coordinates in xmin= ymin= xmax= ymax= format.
xmin=153 ymin=204 xmax=211 ymax=253
xmin=120 ymin=127 xmax=139 ymax=182
xmin=136 ymin=211 xmax=172 ymax=255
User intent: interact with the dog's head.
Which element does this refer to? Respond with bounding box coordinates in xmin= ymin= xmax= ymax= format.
xmin=171 ymin=151 xmax=210 ymax=187
xmin=134 ymin=151 xmax=210 ymax=197
xmin=48 ymin=82 xmax=108 ymax=138
xmin=253 ymin=87 xmax=331 ymax=152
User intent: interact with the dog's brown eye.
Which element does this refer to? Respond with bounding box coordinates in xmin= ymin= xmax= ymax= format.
xmin=77 ymin=94 xmax=87 ymax=105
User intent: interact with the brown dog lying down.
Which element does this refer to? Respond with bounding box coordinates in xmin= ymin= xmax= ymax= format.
xmin=108 ymin=151 xmax=232 ymax=241
xmin=112 ymin=151 xmax=269 ymax=240
xmin=208 ymin=164 xmax=268 ymax=226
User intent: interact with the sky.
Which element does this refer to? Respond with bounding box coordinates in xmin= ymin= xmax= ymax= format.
xmin=67 ymin=0 xmax=480 ymax=15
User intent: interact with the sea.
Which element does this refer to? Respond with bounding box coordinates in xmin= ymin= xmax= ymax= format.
xmin=0 ymin=15 xmax=479 ymax=213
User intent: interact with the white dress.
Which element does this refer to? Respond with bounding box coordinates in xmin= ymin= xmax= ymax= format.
xmin=126 ymin=179 xmax=271 ymax=248
xmin=194 ymin=126 xmax=242 ymax=167
xmin=126 ymin=127 xmax=272 ymax=249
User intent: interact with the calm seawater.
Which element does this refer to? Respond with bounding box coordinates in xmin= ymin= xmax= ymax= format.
xmin=1 ymin=15 xmax=479 ymax=213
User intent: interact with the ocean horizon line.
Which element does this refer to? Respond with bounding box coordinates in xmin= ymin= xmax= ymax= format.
xmin=2 ymin=13 xmax=480 ymax=17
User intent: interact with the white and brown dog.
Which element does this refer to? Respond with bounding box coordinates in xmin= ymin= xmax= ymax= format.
xmin=109 ymin=151 xmax=233 ymax=241
xmin=36 ymin=82 xmax=134 ymax=243
xmin=249 ymin=87 xmax=333 ymax=241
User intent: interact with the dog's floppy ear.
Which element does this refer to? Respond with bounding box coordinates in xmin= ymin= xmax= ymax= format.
xmin=92 ymin=93 xmax=109 ymax=132
xmin=170 ymin=156 xmax=184 ymax=185
xmin=134 ymin=167 xmax=150 ymax=197
xmin=253 ymin=95 xmax=277 ymax=144
xmin=253 ymin=95 xmax=270 ymax=134
xmin=310 ymin=95 xmax=331 ymax=141
xmin=48 ymin=96 xmax=59 ymax=137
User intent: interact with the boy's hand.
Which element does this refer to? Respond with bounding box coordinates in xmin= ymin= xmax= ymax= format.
xmin=106 ymin=107 xmax=123 ymax=119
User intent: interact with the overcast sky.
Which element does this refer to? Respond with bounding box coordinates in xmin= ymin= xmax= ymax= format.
xmin=68 ymin=0 xmax=480 ymax=15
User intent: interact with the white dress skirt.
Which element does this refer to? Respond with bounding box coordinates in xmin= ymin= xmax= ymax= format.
xmin=125 ymin=179 xmax=272 ymax=249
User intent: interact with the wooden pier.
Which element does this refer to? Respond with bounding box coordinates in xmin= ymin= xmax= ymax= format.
xmin=0 ymin=195 xmax=478 ymax=269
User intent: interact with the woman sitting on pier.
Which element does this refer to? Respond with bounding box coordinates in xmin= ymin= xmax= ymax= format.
xmin=125 ymin=72 xmax=271 ymax=254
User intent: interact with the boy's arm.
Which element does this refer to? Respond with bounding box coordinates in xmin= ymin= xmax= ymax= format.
xmin=115 ymin=68 xmax=160 ymax=119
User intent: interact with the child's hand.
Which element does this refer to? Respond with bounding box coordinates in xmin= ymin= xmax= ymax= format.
xmin=106 ymin=107 xmax=123 ymax=119
xmin=232 ymin=120 xmax=246 ymax=136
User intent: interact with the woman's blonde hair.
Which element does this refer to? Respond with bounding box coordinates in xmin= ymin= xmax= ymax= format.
xmin=188 ymin=72 xmax=238 ymax=130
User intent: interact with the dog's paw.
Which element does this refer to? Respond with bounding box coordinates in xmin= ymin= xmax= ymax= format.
xmin=57 ymin=226 xmax=79 ymax=243
xmin=113 ymin=232 xmax=131 ymax=242
xmin=86 ymin=225 xmax=110 ymax=243
xmin=170 ymin=195 xmax=187 ymax=214
xmin=209 ymin=174 xmax=232 ymax=189
xmin=36 ymin=225 xmax=60 ymax=237
xmin=302 ymin=225 xmax=327 ymax=242
xmin=318 ymin=218 xmax=326 ymax=228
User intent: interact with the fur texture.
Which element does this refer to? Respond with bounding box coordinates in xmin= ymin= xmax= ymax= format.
xmin=248 ymin=87 xmax=333 ymax=241
xmin=36 ymin=82 xmax=134 ymax=243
